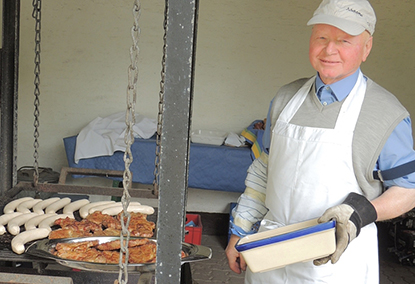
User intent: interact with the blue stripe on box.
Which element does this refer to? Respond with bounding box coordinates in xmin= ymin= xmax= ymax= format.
xmin=235 ymin=220 xmax=336 ymax=252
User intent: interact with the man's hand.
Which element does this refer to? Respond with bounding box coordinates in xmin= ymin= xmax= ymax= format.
xmin=225 ymin=234 xmax=247 ymax=273
xmin=314 ymin=192 xmax=377 ymax=265
xmin=313 ymin=203 xmax=357 ymax=265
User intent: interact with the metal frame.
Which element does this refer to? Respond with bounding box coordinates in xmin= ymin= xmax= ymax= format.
xmin=6 ymin=167 xmax=156 ymax=200
xmin=0 ymin=0 xmax=199 ymax=283
xmin=156 ymin=0 xmax=198 ymax=282
xmin=0 ymin=0 xmax=20 ymax=197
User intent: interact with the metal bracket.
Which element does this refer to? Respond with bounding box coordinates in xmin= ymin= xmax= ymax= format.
xmin=5 ymin=167 xmax=157 ymax=202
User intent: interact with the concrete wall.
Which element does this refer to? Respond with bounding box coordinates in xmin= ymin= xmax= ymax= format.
xmin=6 ymin=1 xmax=415 ymax=212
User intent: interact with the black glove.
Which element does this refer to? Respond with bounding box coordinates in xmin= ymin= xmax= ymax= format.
xmin=313 ymin=192 xmax=377 ymax=265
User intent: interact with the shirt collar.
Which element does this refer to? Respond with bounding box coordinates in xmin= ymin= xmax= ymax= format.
xmin=315 ymin=68 xmax=360 ymax=102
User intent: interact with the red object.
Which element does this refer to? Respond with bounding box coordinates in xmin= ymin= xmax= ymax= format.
xmin=184 ymin=214 xmax=202 ymax=245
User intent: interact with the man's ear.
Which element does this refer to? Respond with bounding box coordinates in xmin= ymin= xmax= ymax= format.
xmin=362 ymin=35 xmax=373 ymax=62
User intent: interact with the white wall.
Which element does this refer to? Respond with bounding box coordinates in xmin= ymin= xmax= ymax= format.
xmin=12 ymin=1 xmax=415 ymax=207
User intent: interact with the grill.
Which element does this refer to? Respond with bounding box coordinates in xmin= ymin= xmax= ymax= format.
xmin=0 ymin=188 xmax=200 ymax=284
xmin=0 ymin=193 xmax=145 ymax=283
xmin=0 ymin=234 xmax=145 ymax=284
xmin=1 ymin=0 xmax=200 ymax=281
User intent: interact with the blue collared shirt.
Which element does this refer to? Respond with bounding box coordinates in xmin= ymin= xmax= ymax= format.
xmin=315 ymin=69 xmax=359 ymax=105
xmin=263 ymin=69 xmax=415 ymax=189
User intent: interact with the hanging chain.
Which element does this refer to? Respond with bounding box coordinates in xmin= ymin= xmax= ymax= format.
xmin=32 ymin=0 xmax=42 ymax=186
xmin=117 ymin=1 xmax=141 ymax=284
xmin=152 ymin=2 xmax=168 ymax=197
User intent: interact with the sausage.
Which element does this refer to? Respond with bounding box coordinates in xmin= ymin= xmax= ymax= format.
xmin=11 ymin=228 xmax=50 ymax=254
xmin=3 ymin=197 xmax=34 ymax=214
xmin=100 ymin=201 xmax=142 ymax=213
xmin=24 ymin=213 xmax=57 ymax=231
xmin=99 ymin=202 xmax=143 ymax=215
xmin=88 ymin=202 xmax=126 ymax=214
xmin=0 ymin=212 xmax=23 ymax=235
xmin=44 ymin=197 xmax=72 ymax=214
xmin=63 ymin=199 xmax=90 ymax=218
xmin=79 ymin=201 xmax=115 ymax=218
xmin=32 ymin=197 xmax=61 ymax=214
xmin=7 ymin=213 xmax=39 ymax=235
xmin=16 ymin=199 xmax=43 ymax=214
xmin=38 ymin=214 xmax=74 ymax=230
xmin=101 ymin=204 xmax=155 ymax=216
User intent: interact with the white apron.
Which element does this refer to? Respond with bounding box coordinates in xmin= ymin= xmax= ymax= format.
xmin=245 ymin=72 xmax=379 ymax=284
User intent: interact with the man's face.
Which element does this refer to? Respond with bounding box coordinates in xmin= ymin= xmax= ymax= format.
xmin=309 ymin=24 xmax=373 ymax=85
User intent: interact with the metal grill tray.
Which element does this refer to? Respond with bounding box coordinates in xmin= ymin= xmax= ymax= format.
xmin=25 ymin=236 xmax=212 ymax=273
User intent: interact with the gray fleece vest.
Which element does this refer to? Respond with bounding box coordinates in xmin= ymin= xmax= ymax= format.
xmin=269 ymin=76 xmax=409 ymax=200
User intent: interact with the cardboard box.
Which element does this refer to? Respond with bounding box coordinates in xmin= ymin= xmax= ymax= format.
xmin=185 ymin=214 xmax=203 ymax=245
xmin=235 ymin=218 xmax=336 ymax=273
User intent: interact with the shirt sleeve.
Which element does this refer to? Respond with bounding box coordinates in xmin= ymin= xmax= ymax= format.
xmin=377 ymin=117 xmax=415 ymax=189
xmin=230 ymin=152 xmax=269 ymax=236
xmin=229 ymin=99 xmax=275 ymax=237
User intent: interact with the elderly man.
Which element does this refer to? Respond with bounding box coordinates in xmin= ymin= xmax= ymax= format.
xmin=226 ymin=0 xmax=415 ymax=283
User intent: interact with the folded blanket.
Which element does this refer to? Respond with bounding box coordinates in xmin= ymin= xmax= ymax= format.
xmin=241 ymin=120 xmax=265 ymax=159
xmin=74 ymin=112 xmax=157 ymax=163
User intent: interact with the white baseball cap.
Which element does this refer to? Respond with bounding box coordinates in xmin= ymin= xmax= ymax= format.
xmin=307 ymin=0 xmax=376 ymax=36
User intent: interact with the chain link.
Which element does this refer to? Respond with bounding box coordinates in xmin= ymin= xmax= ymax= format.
xmin=152 ymin=2 xmax=168 ymax=197
xmin=32 ymin=0 xmax=42 ymax=186
xmin=117 ymin=1 xmax=141 ymax=283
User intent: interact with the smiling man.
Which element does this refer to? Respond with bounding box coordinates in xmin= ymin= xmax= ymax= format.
xmin=226 ymin=0 xmax=415 ymax=283
xmin=309 ymin=24 xmax=372 ymax=85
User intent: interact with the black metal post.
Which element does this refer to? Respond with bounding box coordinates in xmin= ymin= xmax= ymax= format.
xmin=0 ymin=0 xmax=20 ymax=197
xmin=156 ymin=0 xmax=198 ymax=283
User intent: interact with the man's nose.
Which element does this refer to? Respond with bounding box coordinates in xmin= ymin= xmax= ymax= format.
xmin=324 ymin=41 xmax=338 ymax=55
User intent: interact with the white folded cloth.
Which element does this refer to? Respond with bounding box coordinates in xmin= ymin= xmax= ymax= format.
xmin=74 ymin=112 xmax=157 ymax=163
xmin=224 ymin=132 xmax=246 ymax=147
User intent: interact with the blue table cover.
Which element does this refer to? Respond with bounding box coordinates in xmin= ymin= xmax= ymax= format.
xmin=63 ymin=135 xmax=253 ymax=193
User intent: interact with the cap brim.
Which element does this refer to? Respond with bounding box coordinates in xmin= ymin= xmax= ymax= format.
xmin=307 ymin=14 xmax=365 ymax=36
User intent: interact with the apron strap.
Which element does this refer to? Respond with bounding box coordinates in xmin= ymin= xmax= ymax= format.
xmin=373 ymin=160 xmax=415 ymax=181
